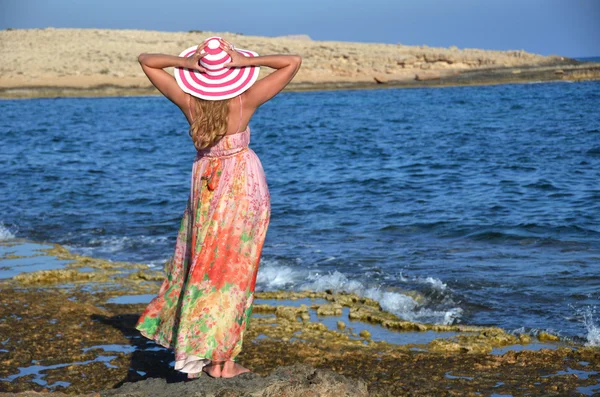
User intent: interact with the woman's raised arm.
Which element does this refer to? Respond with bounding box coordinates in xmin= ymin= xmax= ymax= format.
xmin=219 ymin=39 xmax=302 ymax=109
xmin=137 ymin=42 xmax=208 ymax=109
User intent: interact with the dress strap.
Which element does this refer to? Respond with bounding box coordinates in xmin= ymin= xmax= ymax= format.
xmin=236 ymin=95 xmax=243 ymax=133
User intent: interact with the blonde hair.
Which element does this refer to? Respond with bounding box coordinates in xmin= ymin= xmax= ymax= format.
xmin=188 ymin=96 xmax=230 ymax=150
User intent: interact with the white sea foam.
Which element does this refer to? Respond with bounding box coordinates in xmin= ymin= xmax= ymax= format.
xmin=256 ymin=259 xmax=307 ymax=289
xmin=398 ymin=271 xmax=447 ymax=291
xmin=422 ymin=276 xmax=448 ymax=291
xmin=0 ymin=223 xmax=15 ymax=241
xmin=295 ymin=270 xmax=462 ymax=325
xmin=583 ymin=307 xmax=600 ymax=347
xmin=301 ymin=270 xmax=361 ymax=293
xmin=145 ymin=258 xmax=171 ymax=269
xmin=80 ymin=235 xmax=170 ymax=254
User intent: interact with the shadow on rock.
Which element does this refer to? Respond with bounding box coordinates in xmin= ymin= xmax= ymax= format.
xmin=91 ymin=313 xmax=369 ymax=396
xmin=91 ymin=313 xmax=189 ymax=387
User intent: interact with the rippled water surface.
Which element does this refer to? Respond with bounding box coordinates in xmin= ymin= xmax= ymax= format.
xmin=1 ymin=81 xmax=599 ymax=343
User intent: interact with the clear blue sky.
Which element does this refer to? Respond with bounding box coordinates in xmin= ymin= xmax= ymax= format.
xmin=1 ymin=0 xmax=599 ymax=57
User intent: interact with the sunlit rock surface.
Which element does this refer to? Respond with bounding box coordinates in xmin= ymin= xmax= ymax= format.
xmin=1 ymin=28 xmax=599 ymax=98
xmin=0 ymin=240 xmax=599 ymax=396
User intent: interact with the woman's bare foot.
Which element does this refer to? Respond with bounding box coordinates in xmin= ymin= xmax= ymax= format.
xmin=202 ymin=361 xmax=223 ymax=378
xmin=220 ymin=360 xmax=251 ymax=378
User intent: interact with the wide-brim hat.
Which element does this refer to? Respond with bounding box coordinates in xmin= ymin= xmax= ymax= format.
xmin=174 ymin=36 xmax=260 ymax=101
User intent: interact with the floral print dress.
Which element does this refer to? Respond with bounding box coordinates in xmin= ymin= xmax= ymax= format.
xmin=135 ymin=98 xmax=271 ymax=378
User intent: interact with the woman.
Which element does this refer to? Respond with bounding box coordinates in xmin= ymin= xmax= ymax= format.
xmin=134 ymin=37 xmax=302 ymax=379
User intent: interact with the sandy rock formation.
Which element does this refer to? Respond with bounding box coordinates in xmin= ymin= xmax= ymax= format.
xmin=0 ymin=27 xmax=587 ymax=97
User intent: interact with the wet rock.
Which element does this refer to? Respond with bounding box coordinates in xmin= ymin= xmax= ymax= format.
xmin=316 ymin=303 xmax=343 ymax=316
xmin=1 ymin=276 xmax=595 ymax=397
xmin=127 ymin=270 xmax=165 ymax=282
xmin=101 ymin=364 xmax=369 ymax=397
xmin=538 ymin=331 xmax=560 ymax=342
xmin=252 ymin=304 xmax=277 ymax=314
xmin=43 ymin=243 xmax=147 ymax=271
xmin=0 ymin=392 xmax=100 ymax=397
xmin=14 ymin=269 xmax=110 ymax=284
xmin=519 ymin=333 xmax=532 ymax=344
xmin=305 ymin=322 xmax=328 ymax=332
xmin=256 ymin=290 xmax=328 ymax=301
xmin=327 ymin=292 xmax=380 ymax=308
xmin=373 ymin=76 xmax=388 ymax=84
xmin=428 ymin=338 xmax=486 ymax=354
xmin=275 ymin=306 xmax=305 ymax=322
xmin=348 ymin=305 xmax=427 ymax=331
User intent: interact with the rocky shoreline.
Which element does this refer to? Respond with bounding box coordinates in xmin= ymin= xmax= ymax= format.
xmin=1 ymin=28 xmax=599 ymax=99
xmin=2 ymin=62 xmax=599 ymax=100
xmin=0 ymin=240 xmax=599 ymax=396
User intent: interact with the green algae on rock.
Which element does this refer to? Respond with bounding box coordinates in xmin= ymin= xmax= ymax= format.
xmin=1 ymin=242 xmax=160 ymax=288
xmin=42 ymin=243 xmax=149 ymax=271
xmin=1 ymin=285 xmax=599 ymax=396
xmin=13 ymin=268 xmax=116 ymax=284
xmin=126 ymin=270 xmax=166 ymax=282
xmin=1 ymin=241 xmax=599 ymax=396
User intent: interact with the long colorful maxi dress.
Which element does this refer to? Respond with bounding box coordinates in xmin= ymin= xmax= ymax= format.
xmin=135 ymin=122 xmax=271 ymax=378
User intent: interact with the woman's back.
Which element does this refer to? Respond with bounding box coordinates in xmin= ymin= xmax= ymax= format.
xmin=186 ymin=93 xmax=254 ymax=137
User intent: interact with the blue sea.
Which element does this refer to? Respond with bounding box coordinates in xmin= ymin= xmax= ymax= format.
xmin=577 ymin=56 xmax=600 ymax=63
xmin=1 ymin=80 xmax=599 ymax=345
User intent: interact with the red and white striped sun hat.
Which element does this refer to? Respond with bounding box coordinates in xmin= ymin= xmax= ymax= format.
xmin=174 ymin=36 xmax=260 ymax=101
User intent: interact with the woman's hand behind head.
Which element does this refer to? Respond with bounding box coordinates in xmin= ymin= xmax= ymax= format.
xmin=219 ymin=38 xmax=249 ymax=68
xmin=183 ymin=41 xmax=209 ymax=72
xmin=214 ymin=37 xmax=302 ymax=109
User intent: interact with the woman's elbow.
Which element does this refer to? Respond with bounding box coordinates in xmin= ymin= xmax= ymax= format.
xmin=292 ymin=55 xmax=302 ymax=69
xmin=138 ymin=53 xmax=148 ymax=64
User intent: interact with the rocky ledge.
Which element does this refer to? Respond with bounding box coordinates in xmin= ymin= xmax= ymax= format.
xmin=1 ymin=241 xmax=599 ymax=396
xmin=0 ymin=364 xmax=367 ymax=397
xmin=102 ymin=364 xmax=368 ymax=397
xmin=1 ymin=28 xmax=598 ymax=98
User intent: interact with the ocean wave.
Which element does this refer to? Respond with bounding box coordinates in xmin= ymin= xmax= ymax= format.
xmin=397 ymin=271 xmax=448 ymax=292
xmin=364 ymin=286 xmax=462 ymax=325
xmin=0 ymin=223 xmax=16 ymax=241
xmin=583 ymin=307 xmax=600 ymax=347
xmin=145 ymin=258 xmax=171 ymax=269
xmin=68 ymin=235 xmax=171 ymax=256
xmin=255 ymin=259 xmax=307 ymax=289
xmin=254 ymin=260 xmax=461 ymax=325
xmin=295 ymin=269 xmax=460 ymax=325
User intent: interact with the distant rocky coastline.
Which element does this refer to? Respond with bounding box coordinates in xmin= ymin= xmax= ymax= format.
xmin=1 ymin=28 xmax=598 ymax=99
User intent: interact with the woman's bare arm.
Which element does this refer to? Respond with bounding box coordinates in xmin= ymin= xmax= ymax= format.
xmin=219 ymin=39 xmax=302 ymax=108
xmin=138 ymin=43 xmax=207 ymax=109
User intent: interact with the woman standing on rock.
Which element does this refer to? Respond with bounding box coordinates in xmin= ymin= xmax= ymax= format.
xmin=134 ymin=36 xmax=301 ymax=379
